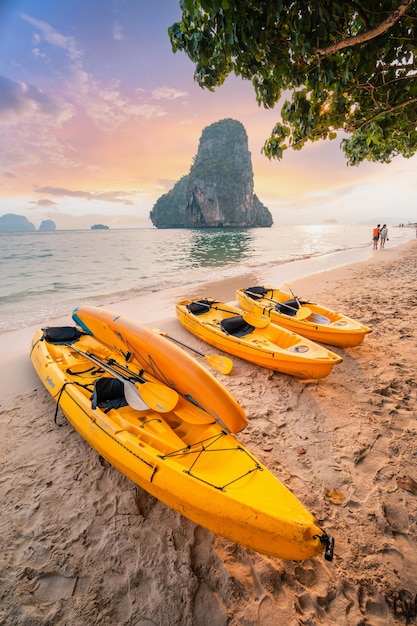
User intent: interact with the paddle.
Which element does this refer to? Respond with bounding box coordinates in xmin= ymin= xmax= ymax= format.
xmin=209 ymin=305 xmax=271 ymax=328
xmin=284 ymin=284 xmax=313 ymax=320
xmin=152 ymin=329 xmax=233 ymax=375
xmin=67 ymin=343 xmax=179 ymax=413
xmin=246 ymin=289 xmax=312 ymax=321
xmin=106 ymin=355 xmax=222 ymax=427
xmin=284 ymin=283 xmax=302 ymax=309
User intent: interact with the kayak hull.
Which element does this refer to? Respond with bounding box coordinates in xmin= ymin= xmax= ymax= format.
xmin=175 ymin=298 xmax=343 ymax=379
xmin=30 ymin=327 xmax=332 ymax=561
xmin=237 ymin=287 xmax=371 ymax=348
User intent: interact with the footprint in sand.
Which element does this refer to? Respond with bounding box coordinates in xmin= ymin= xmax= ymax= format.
xmin=32 ymin=572 xmax=90 ymax=602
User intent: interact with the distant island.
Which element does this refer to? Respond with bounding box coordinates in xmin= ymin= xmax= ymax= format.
xmin=0 ymin=213 xmax=57 ymax=232
xmin=0 ymin=213 xmax=36 ymax=232
xmin=39 ymin=219 xmax=56 ymax=232
xmin=0 ymin=214 xmax=112 ymax=231
xmin=150 ymin=119 xmax=273 ymax=229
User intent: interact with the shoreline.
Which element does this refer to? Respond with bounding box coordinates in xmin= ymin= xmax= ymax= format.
xmin=0 ymin=239 xmax=413 ymax=406
xmin=1 ymin=224 xmax=414 ymax=336
xmin=1 ymin=239 xmax=417 ymax=624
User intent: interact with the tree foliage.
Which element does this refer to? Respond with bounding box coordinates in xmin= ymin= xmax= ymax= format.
xmin=169 ymin=0 xmax=417 ymax=165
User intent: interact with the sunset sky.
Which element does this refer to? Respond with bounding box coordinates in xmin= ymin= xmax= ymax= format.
xmin=1 ymin=0 xmax=416 ymax=229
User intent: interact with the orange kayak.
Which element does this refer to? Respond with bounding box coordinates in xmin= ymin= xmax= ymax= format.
xmin=72 ymin=305 xmax=247 ymax=433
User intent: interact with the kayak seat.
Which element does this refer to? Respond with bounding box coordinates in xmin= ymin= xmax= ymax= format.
xmin=187 ymin=300 xmax=212 ymax=315
xmin=275 ymin=299 xmax=300 ymax=317
xmin=221 ymin=316 xmax=255 ymax=337
xmin=91 ymin=377 xmax=128 ymax=411
xmin=43 ymin=326 xmax=84 ymax=344
xmin=244 ymin=286 xmax=268 ymax=300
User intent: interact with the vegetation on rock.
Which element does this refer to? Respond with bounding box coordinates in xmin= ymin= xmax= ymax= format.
xmin=150 ymin=119 xmax=272 ymax=228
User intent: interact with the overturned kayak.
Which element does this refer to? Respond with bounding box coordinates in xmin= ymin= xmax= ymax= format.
xmin=72 ymin=305 xmax=247 ymax=434
xmin=176 ymin=298 xmax=343 ymax=379
xmin=30 ymin=326 xmax=334 ymax=562
xmin=237 ymin=286 xmax=372 ymax=348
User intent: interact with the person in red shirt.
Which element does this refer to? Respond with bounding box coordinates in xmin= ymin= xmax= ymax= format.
xmin=373 ymin=224 xmax=380 ymax=250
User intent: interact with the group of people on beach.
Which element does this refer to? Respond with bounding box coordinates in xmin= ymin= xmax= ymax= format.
xmin=372 ymin=224 xmax=389 ymax=250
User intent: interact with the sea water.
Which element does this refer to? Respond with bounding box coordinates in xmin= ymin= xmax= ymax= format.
xmin=0 ymin=224 xmax=413 ymax=332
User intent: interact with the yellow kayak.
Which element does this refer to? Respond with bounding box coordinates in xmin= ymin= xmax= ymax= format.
xmin=30 ymin=326 xmax=334 ymax=561
xmin=72 ymin=305 xmax=247 ymax=434
xmin=237 ymin=286 xmax=372 ymax=348
xmin=176 ymin=298 xmax=343 ymax=379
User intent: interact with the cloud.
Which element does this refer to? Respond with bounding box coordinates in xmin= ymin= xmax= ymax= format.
xmin=86 ymin=86 xmax=167 ymax=129
xmin=152 ymin=87 xmax=188 ymax=100
xmin=18 ymin=13 xmax=172 ymax=130
xmin=34 ymin=186 xmax=136 ymax=205
xmin=29 ymin=199 xmax=58 ymax=208
xmin=112 ymin=22 xmax=123 ymax=41
xmin=20 ymin=12 xmax=83 ymax=63
xmin=0 ymin=75 xmax=72 ymax=125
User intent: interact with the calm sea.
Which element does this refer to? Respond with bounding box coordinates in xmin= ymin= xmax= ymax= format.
xmin=0 ymin=224 xmax=413 ymax=333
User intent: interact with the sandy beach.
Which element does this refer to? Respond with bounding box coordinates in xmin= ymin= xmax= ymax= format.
xmin=1 ymin=240 xmax=417 ymax=625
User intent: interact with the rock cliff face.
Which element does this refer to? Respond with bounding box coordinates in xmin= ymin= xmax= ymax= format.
xmin=150 ymin=119 xmax=273 ymax=228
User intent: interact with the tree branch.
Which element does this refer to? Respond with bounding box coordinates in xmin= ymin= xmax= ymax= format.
xmin=347 ymin=95 xmax=417 ymax=132
xmin=317 ymin=0 xmax=414 ymax=55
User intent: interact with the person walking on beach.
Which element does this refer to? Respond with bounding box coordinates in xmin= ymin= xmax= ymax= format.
xmin=379 ymin=224 xmax=388 ymax=248
xmin=373 ymin=224 xmax=380 ymax=250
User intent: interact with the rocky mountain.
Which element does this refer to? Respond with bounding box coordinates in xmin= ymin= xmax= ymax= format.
xmin=0 ymin=214 xmax=36 ymax=232
xmin=150 ymin=119 xmax=273 ymax=228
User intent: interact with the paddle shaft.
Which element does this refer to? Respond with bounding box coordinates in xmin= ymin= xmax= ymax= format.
xmin=246 ymin=290 xmax=300 ymax=314
xmin=285 ymin=284 xmax=302 ymax=309
xmin=152 ymin=331 xmax=233 ymax=375
xmin=213 ymin=304 xmax=252 ymax=316
xmin=66 ymin=343 xmax=179 ymax=412
xmin=158 ymin=334 xmax=206 ymax=357
xmin=208 ymin=305 xmax=270 ymax=328
xmin=67 ymin=343 xmax=149 ymax=409
xmin=70 ymin=344 xmax=147 ymax=384
xmin=245 ymin=291 xmax=311 ymax=320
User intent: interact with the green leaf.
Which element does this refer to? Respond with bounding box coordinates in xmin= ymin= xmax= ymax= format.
xmin=169 ymin=0 xmax=417 ymax=165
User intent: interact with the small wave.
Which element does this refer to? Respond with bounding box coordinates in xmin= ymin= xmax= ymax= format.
xmin=0 ymin=225 xmax=412 ymax=333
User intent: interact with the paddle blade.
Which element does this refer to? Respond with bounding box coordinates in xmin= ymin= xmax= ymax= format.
xmin=242 ymin=312 xmax=271 ymax=328
xmin=205 ymin=354 xmax=233 ymax=375
xmin=138 ymin=382 xmax=179 ymax=413
xmin=295 ymin=306 xmax=312 ymax=320
xmin=123 ymin=381 xmax=149 ymax=410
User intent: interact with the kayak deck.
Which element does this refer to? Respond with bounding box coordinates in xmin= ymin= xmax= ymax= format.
xmin=31 ymin=326 xmax=334 ymax=561
xmin=176 ymin=298 xmax=343 ymax=379
xmin=237 ymin=287 xmax=372 ymax=348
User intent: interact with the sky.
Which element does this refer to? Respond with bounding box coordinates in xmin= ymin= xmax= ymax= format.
xmin=0 ymin=0 xmax=416 ymax=229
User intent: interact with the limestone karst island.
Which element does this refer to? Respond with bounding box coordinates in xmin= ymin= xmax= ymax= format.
xmin=150 ymin=119 xmax=273 ymax=229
